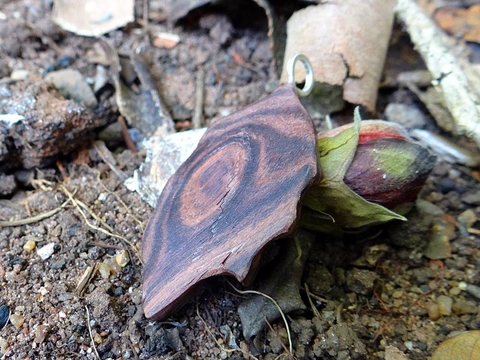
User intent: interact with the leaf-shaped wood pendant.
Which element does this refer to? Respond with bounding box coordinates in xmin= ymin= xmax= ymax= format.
xmin=142 ymin=84 xmax=318 ymax=320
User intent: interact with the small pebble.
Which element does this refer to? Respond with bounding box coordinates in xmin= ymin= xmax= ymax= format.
xmin=385 ymin=345 xmax=409 ymax=360
xmin=103 ymin=257 xmax=121 ymax=273
xmin=37 ymin=243 xmax=55 ymax=260
xmin=449 ymin=287 xmax=462 ymax=296
xmin=55 ymin=55 xmax=71 ymax=69
xmin=34 ymin=324 xmax=49 ymax=344
xmin=392 ymin=290 xmax=404 ymax=299
xmin=0 ymin=174 xmax=17 ymax=196
xmin=44 ymin=69 xmax=98 ymax=108
xmin=423 ymin=219 xmax=452 ymax=260
xmin=114 ymin=286 xmax=123 ymax=296
xmin=10 ymin=69 xmax=29 ymax=81
xmin=23 ymin=240 xmax=36 ymax=252
xmin=384 ymin=103 xmax=427 ymax=129
xmin=426 ymin=302 xmax=440 ymax=320
xmin=9 ymin=314 xmax=24 ymax=329
xmin=115 ymin=250 xmax=130 ymax=268
xmin=98 ymin=262 xmax=112 ymax=279
xmin=93 ymin=332 xmax=102 ymax=344
xmin=58 ymin=293 xmax=73 ymax=302
xmin=50 ymin=258 xmax=66 ymax=270
xmin=437 ymin=177 xmax=456 ymax=194
xmin=458 ymin=209 xmax=477 ymax=228
xmin=465 ymin=284 xmax=480 ymax=300
xmin=0 ymin=337 xmax=7 ymax=354
xmin=437 ymin=295 xmax=453 ymax=316
xmin=452 ymin=298 xmax=477 ymax=315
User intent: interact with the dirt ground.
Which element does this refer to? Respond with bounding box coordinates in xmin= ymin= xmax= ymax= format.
xmin=1 ymin=1 xmax=480 ymax=359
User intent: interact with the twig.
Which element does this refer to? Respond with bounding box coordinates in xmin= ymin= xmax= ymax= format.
xmin=87 ymin=241 xmax=124 ymax=250
xmin=56 ymin=160 xmax=69 ymax=181
xmin=396 ymin=0 xmax=480 ymax=146
xmin=264 ymin=317 xmax=293 ymax=359
xmin=92 ymin=168 xmax=144 ymax=232
xmin=93 ymin=141 xmax=128 ymax=182
xmin=0 ymin=197 xmax=72 ymax=227
xmin=195 ymin=301 xmax=259 ymax=359
xmin=192 ymin=69 xmax=205 ymax=129
xmin=118 ymin=116 xmax=138 ymax=152
xmin=75 ymin=199 xmax=114 ymax=232
xmin=31 ymin=178 xmax=55 ymax=191
xmin=142 ymin=0 xmax=149 ymax=25
xmin=468 ymin=228 xmax=480 ymax=235
xmin=59 ymin=185 xmax=142 ymax=265
xmin=227 ymin=281 xmax=293 ymax=355
xmin=304 ymin=283 xmax=321 ymax=318
xmin=85 ymin=306 xmax=101 ymax=360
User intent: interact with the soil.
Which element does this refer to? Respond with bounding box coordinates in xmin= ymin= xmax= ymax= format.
xmin=1 ymin=1 xmax=480 ymax=359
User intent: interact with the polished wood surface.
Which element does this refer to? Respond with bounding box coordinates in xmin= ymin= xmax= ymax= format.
xmin=141 ymin=84 xmax=318 ymax=320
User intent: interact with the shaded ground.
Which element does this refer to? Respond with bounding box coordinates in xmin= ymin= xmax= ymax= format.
xmin=1 ymin=1 xmax=480 ymax=359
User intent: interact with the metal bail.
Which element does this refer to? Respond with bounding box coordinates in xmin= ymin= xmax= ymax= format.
xmin=286 ymin=53 xmax=314 ymax=97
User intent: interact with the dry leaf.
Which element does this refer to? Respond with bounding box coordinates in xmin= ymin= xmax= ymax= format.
xmin=281 ymin=0 xmax=396 ymax=112
xmin=52 ymin=0 xmax=134 ymax=37
xmin=432 ymin=331 xmax=480 ymax=360
xmin=434 ymin=5 xmax=480 ymax=43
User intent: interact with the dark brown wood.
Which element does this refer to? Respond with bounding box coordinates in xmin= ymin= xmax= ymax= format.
xmin=141 ymin=85 xmax=318 ymax=320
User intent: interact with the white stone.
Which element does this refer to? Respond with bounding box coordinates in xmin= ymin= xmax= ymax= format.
xmin=36 ymin=243 xmax=55 ymax=260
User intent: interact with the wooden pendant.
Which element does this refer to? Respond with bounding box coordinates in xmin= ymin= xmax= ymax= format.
xmin=141 ymin=84 xmax=318 ymax=320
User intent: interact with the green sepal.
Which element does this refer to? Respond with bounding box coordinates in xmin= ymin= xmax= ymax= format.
xmin=303 ymin=107 xmax=406 ymax=230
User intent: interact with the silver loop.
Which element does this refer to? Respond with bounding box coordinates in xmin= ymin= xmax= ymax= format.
xmin=286 ymin=53 xmax=314 ymax=97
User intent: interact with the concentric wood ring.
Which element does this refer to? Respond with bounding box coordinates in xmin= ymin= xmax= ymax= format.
xmin=141 ymin=84 xmax=318 ymax=320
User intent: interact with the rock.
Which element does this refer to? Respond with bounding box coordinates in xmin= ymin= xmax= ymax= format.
xmin=9 ymin=314 xmax=24 ymax=329
xmin=423 ymin=217 xmax=454 ymax=260
xmin=437 ymin=177 xmax=456 ymax=194
xmin=10 ymin=70 xmax=29 ymax=81
xmin=34 ymin=324 xmax=49 ymax=344
xmin=0 ymin=81 xmax=96 ymax=170
xmin=384 ymin=103 xmax=427 ymax=129
xmin=385 ymin=345 xmax=409 ymax=360
xmin=36 ymin=243 xmax=56 ymax=260
xmin=452 ymin=299 xmax=477 ymax=315
xmin=23 ymin=240 xmax=36 ymax=252
xmin=437 ymin=295 xmax=453 ymax=316
xmin=462 ymin=190 xmax=480 ymax=205
xmin=0 ymin=174 xmax=16 ymax=196
xmin=386 ymin=207 xmax=433 ymax=248
xmin=45 ymin=69 xmax=98 ymax=108
xmin=98 ymin=262 xmax=112 ymax=279
xmin=346 ymin=268 xmax=377 ymax=295
xmin=313 ymin=323 xmax=367 ymax=359
xmin=50 ymin=258 xmax=66 ymax=270
xmin=0 ymin=336 xmax=7 ymax=354
xmin=115 ymin=250 xmax=129 ymax=267
xmin=0 ymin=59 xmax=10 ymax=79
xmin=426 ymin=302 xmax=440 ymax=320
xmin=199 ymin=14 xmax=233 ymax=46
xmin=307 ymin=265 xmax=334 ymax=293
xmin=465 ymin=284 xmax=480 ymax=300
xmin=458 ymin=209 xmax=477 ymax=228
xmin=97 ymin=122 xmax=123 ymax=148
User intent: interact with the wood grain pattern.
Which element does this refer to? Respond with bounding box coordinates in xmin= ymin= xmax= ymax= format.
xmin=141 ymin=84 xmax=318 ymax=320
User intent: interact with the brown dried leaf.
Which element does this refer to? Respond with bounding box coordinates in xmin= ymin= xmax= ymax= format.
xmin=432 ymin=331 xmax=480 ymax=360
xmin=52 ymin=0 xmax=134 ymax=37
xmin=434 ymin=5 xmax=480 ymax=43
xmin=281 ymin=0 xmax=396 ymax=112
